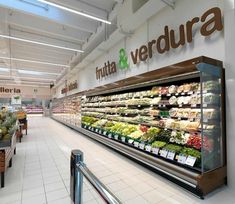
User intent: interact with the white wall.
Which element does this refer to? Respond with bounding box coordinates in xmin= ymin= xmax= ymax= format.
xmin=224 ymin=0 xmax=235 ymax=192
xmin=74 ymin=0 xmax=224 ymax=93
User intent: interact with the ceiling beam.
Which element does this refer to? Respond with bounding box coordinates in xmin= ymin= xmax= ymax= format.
xmin=7 ymin=28 xmax=82 ymax=52
xmin=11 ymin=43 xmax=72 ymax=60
xmin=0 ymin=0 xmax=98 ymax=33
xmin=11 ymin=52 xmax=69 ymax=64
xmin=43 ymin=0 xmax=108 ymax=20
xmin=0 ymin=9 xmax=89 ymax=44
xmin=10 ymin=40 xmax=73 ymax=56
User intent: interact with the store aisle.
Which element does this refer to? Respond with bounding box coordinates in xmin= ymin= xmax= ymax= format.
xmin=0 ymin=116 xmax=234 ymax=204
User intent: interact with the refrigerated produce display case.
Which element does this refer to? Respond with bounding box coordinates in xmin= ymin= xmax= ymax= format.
xmin=52 ymin=56 xmax=226 ymax=198
xmin=51 ymin=94 xmax=81 ymax=127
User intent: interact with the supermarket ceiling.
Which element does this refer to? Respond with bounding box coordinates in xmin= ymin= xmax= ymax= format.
xmin=0 ymin=0 xmax=117 ymax=87
xmin=0 ymin=0 xmax=175 ymax=88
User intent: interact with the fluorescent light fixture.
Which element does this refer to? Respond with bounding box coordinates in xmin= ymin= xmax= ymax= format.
xmin=0 ymin=67 xmax=10 ymax=72
xmin=0 ymin=34 xmax=83 ymax=53
xmin=19 ymin=81 xmax=52 ymax=85
xmin=0 ymin=83 xmax=50 ymax=88
xmin=38 ymin=0 xmax=111 ymax=24
xmin=0 ymin=56 xmax=70 ymax=67
xmin=18 ymin=69 xmax=60 ymax=76
xmin=0 ymin=67 xmax=60 ymax=76
xmin=0 ymin=74 xmax=56 ymax=81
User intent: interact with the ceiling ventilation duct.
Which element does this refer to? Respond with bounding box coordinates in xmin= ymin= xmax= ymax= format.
xmin=62 ymin=0 xmax=171 ymax=87
xmin=117 ymin=0 xmax=167 ymax=33
xmin=132 ymin=0 xmax=149 ymax=13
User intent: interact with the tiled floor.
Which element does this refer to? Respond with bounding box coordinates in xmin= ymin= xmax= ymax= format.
xmin=0 ymin=116 xmax=234 ymax=204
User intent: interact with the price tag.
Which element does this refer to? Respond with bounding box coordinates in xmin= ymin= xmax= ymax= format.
xmin=150 ymin=104 xmax=153 ymax=107
xmin=151 ymin=95 xmax=154 ymax=98
xmin=114 ymin=135 xmax=119 ymax=140
xmin=167 ymin=94 xmax=171 ymax=96
xmin=121 ymin=137 xmax=126 ymax=142
xmin=203 ymin=104 xmax=208 ymax=108
xmin=181 ymin=93 xmax=185 ymax=95
xmin=177 ymin=154 xmax=187 ymax=164
xmin=188 ymin=91 xmax=193 ymax=95
xmin=164 ymin=128 xmax=167 ymax=131
xmin=163 ymin=104 xmax=166 ymax=107
xmin=178 ymin=117 xmax=181 ymax=120
xmin=191 ymin=104 xmax=197 ymax=107
xmin=134 ymin=141 xmax=139 ymax=147
xmin=125 ymin=113 xmax=128 ymax=116
xmin=99 ymin=130 xmax=102 ymax=134
xmin=185 ymin=156 xmax=197 ymax=167
xmin=128 ymin=139 xmax=134 ymax=144
xmin=108 ymin=133 xmax=112 ymax=139
xmin=203 ymin=118 xmax=208 ymax=123
xmin=84 ymin=125 xmax=87 ymax=128
xmin=152 ymin=148 xmax=159 ymax=155
xmin=96 ymin=129 xmax=99 ymax=132
xmin=92 ymin=128 xmax=94 ymax=131
xmin=139 ymin=143 xmax=145 ymax=150
xmin=103 ymin=131 xmax=107 ymax=136
xmin=179 ymin=104 xmax=182 ymax=107
xmin=167 ymin=151 xmax=175 ymax=160
xmin=160 ymin=149 xmax=168 ymax=158
xmin=138 ymin=105 xmax=141 ymax=107
xmin=145 ymin=145 xmax=152 ymax=152
xmin=159 ymin=94 xmax=162 ymax=97
xmin=175 ymin=93 xmax=179 ymax=96
xmin=158 ymin=104 xmax=162 ymax=107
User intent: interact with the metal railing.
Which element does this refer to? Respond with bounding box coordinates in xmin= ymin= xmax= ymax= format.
xmin=70 ymin=150 xmax=121 ymax=204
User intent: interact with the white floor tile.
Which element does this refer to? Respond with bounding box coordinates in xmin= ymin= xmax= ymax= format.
xmin=46 ymin=188 xmax=69 ymax=202
xmin=22 ymin=186 xmax=45 ymax=199
xmin=142 ymin=189 xmax=167 ymax=204
xmin=124 ymin=196 xmax=149 ymax=204
xmin=48 ymin=196 xmax=72 ymax=204
xmin=22 ymin=194 xmax=46 ymax=204
xmin=45 ymin=180 xmax=66 ymax=193
xmin=132 ymin=182 xmax=154 ymax=194
xmin=43 ymin=175 xmax=63 ymax=184
xmin=0 ymin=191 xmax=21 ymax=204
xmin=83 ymin=191 xmax=96 ymax=202
xmin=0 ymin=117 xmax=234 ymax=204
xmin=115 ymin=188 xmax=139 ymax=202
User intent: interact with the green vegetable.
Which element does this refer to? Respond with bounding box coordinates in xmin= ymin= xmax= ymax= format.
xmin=147 ymin=127 xmax=161 ymax=135
xmin=121 ymin=125 xmax=138 ymax=136
xmin=81 ymin=116 xmax=98 ymax=125
xmin=164 ymin=144 xmax=182 ymax=153
xmin=156 ymin=129 xmax=171 ymax=142
xmin=180 ymin=147 xmax=201 ymax=158
xmin=151 ymin=141 xmax=166 ymax=148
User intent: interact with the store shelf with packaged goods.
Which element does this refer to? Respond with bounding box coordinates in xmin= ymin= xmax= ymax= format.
xmin=51 ymin=94 xmax=81 ymax=128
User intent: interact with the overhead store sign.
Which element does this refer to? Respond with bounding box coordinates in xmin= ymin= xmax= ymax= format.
xmin=95 ymin=7 xmax=223 ymax=80
xmin=130 ymin=7 xmax=223 ymax=64
xmin=61 ymin=81 xmax=78 ymax=94
xmin=0 ymin=87 xmax=21 ymax=93
xmin=95 ymin=49 xmax=129 ymax=80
